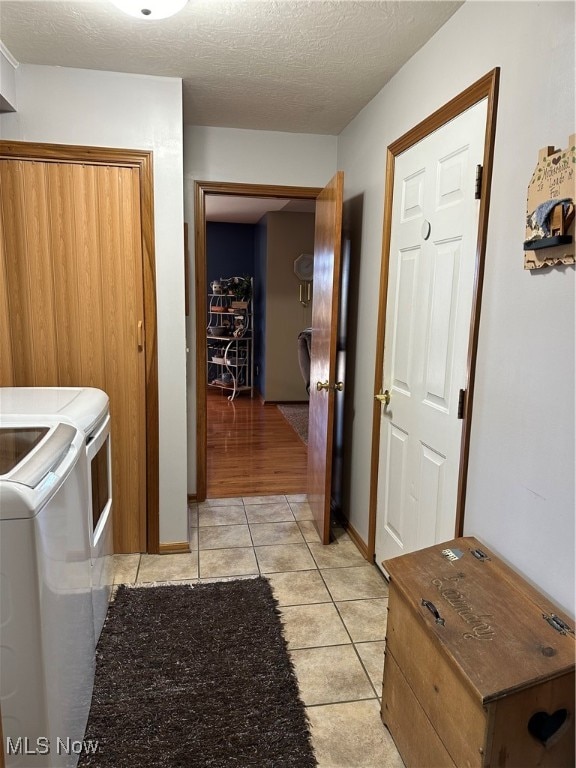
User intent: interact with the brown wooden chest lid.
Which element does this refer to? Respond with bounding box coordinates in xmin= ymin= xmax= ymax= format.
xmin=384 ymin=536 xmax=575 ymax=704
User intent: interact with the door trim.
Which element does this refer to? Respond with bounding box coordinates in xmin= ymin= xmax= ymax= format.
xmin=0 ymin=140 xmax=159 ymax=554
xmin=194 ymin=180 xmax=322 ymax=501
xmin=367 ymin=68 xmax=500 ymax=561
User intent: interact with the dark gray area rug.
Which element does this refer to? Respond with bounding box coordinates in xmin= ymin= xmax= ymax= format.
xmin=79 ymin=578 xmax=316 ymax=768
xmin=277 ymin=404 xmax=309 ymax=444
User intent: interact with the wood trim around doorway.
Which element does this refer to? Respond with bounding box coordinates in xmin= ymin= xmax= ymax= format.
xmin=194 ymin=180 xmax=322 ymax=501
xmin=367 ymin=68 xmax=500 ymax=561
xmin=0 ymin=139 xmax=160 ymax=554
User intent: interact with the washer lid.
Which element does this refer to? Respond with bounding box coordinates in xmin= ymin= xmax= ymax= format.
xmin=0 ymin=387 xmax=109 ymax=435
xmin=0 ymin=422 xmax=82 ymax=520
xmin=0 ymin=426 xmax=50 ymax=476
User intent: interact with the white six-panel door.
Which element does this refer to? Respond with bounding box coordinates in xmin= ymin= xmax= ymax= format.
xmin=375 ymin=99 xmax=488 ymax=566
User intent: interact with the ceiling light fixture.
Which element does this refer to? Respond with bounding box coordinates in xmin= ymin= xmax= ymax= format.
xmin=110 ymin=0 xmax=188 ymax=20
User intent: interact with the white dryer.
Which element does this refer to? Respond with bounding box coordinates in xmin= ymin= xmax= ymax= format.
xmin=0 ymin=388 xmax=113 ymax=643
xmin=0 ymin=417 xmax=95 ymax=767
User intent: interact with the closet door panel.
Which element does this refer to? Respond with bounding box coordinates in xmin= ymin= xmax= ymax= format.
xmin=97 ymin=165 xmax=147 ymax=552
xmin=0 ymin=156 xmax=147 ymax=554
xmin=71 ymin=163 xmax=107 ymax=388
xmin=46 ymin=162 xmax=84 ymax=386
xmin=0 ymin=160 xmax=59 ymax=385
xmin=0 ymin=204 xmax=14 ymax=385
xmin=20 ymin=161 xmax=59 ymax=384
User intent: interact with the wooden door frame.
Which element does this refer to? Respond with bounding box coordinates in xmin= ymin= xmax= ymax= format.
xmin=367 ymin=68 xmax=500 ymax=561
xmin=194 ymin=180 xmax=322 ymax=501
xmin=0 ymin=140 xmax=160 ymax=554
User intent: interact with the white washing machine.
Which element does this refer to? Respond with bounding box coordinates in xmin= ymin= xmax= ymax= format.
xmin=0 ymin=417 xmax=95 ymax=767
xmin=0 ymin=388 xmax=113 ymax=643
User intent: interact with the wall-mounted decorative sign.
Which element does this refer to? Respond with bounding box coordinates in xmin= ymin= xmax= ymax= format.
xmin=524 ymin=134 xmax=575 ymax=270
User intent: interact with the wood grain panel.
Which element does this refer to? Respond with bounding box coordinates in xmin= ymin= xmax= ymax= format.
xmin=97 ymin=166 xmax=147 ymax=552
xmin=0 ymin=205 xmax=13 ymax=385
xmin=0 ymin=149 xmax=153 ymax=554
xmin=385 ymin=585 xmax=487 ymax=767
xmin=74 ymin=164 xmax=107 ymax=388
xmin=381 ymin=651 xmax=457 ymax=768
xmin=307 ymin=171 xmax=344 ymax=543
xmin=0 ymin=140 xmax=158 ymax=552
xmin=0 ymin=160 xmax=59 ymax=385
xmin=138 ymin=151 xmax=159 ymax=554
xmin=21 ymin=161 xmax=59 ymax=385
xmin=489 ymin=673 xmax=575 ymax=768
xmin=207 ymin=390 xmax=306 ymax=497
xmin=121 ymin=167 xmax=147 ymax=551
xmin=46 ymin=163 xmax=83 ymax=385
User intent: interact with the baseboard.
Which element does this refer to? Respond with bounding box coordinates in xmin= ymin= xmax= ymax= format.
xmin=341 ymin=520 xmax=370 ymax=560
xmin=187 ymin=494 xmax=198 ymax=504
xmin=159 ymin=541 xmax=191 ymax=554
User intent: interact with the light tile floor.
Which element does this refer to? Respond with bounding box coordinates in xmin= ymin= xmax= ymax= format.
xmin=113 ymin=494 xmax=404 ymax=768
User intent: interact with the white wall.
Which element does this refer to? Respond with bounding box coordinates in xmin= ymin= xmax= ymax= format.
xmin=338 ymin=1 xmax=575 ymax=615
xmin=184 ymin=125 xmax=337 ymax=492
xmin=0 ymin=64 xmax=188 ymax=545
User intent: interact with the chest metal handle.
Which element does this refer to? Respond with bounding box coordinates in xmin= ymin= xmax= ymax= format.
xmin=421 ymin=599 xmax=445 ymax=626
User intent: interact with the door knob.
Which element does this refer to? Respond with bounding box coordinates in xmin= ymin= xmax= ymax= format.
xmin=316 ymin=380 xmax=329 ymax=391
xmin=375 ymin=390 xmax=391 ymax=405
xmin=332 ymin=381 xmax=344 ymax=392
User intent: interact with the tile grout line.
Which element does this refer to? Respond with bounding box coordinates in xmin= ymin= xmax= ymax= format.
xmin=281 ymin=552 xmax=377 ymax=711
xmin=134 ymin=554 xmax=142 ymax=584
xmin=191 ymin=504 xmax=200 ymax=578
xmin=312 ymin=547 xmax=383 ymax=701
xmin=304 ymin=695 xmax=378 ymax=709
xmin=244 ymin=498 xmax=263 ymax=576
xmin=332 ymin=599 xmax=383 ymax=701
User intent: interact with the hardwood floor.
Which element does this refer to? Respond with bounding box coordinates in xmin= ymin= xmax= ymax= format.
xmin=207 ymin=389 xmax=307 ymax=497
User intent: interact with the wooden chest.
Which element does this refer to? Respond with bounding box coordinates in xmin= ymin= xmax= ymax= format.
xmin=381 ymin=536 xmax=575 ymax=768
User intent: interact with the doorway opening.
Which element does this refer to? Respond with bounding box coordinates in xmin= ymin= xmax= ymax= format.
xmin=194 ymin=181 xmax=322 ymax=501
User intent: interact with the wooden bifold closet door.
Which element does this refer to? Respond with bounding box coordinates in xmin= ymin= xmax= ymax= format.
xmin=0 ymin=158 xmax=147 ymax=553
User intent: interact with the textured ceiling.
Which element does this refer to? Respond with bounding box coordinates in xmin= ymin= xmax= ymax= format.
xmin=206 ymin=195 xmax=316 ymax=223
xmin=0 ymin=0 xmax=462 ymax=134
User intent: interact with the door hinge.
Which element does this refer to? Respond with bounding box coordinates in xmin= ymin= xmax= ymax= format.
xmin=457 ymin=388 xmax=466 ymax=419
xmin=475 ymin=165 xmax=483 ymax=200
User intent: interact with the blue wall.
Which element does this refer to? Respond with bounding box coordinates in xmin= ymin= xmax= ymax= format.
xmin=206 ymin=222 xmax=255 ymax=291
xmin=207 ymin=221 xmax=261 ymax=394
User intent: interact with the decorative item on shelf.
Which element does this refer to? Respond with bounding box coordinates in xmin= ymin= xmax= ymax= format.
xmin=524 ymin=135 xmax=575 ymax=270
xmin=207 ymin=325 xmax=229 ymax=337
xmin=207 ymin=276 xmax=253 ymax=401
xmin=233 ymin=315 xmax=246 ymax=338
xmin=229 ymin=275 xmax=253 ymax=302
